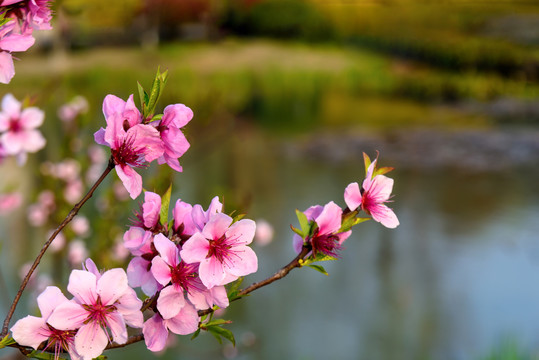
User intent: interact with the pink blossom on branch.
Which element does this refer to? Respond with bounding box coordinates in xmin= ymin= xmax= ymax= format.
xmin=47 ymin=264 xmax=143 ymax=360
xmin=293 ymin=201 xmax=351 ymax=258
xmin=180 ymin=213 xmax=258 ymax=289
xmin=154 ymin=103 xmax=192 ymax=172
xmin=344 ymin=156 xmax=399 ymax=229
xmin=10 ymin=286 xmax=81 ymax=360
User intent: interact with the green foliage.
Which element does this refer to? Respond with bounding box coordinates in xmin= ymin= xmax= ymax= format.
xmin=138 ymin=68 xmax=169 ymax=120
xmin=226 ymin=277 xmax=244 ymax=301
xmin=0 ymin=335 xmax=15 ymax=349
xmin=199 ymin=319 xmax=236 ymax=346
xmin=159 ymin=185 xmax=172 ymax=226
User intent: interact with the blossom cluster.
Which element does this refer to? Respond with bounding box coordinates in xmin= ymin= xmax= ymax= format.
xmin=0 ymin=93 xmax=45 ymax=165
xmin=0 ymin=0 xmax=53 ymax=83
xmin=11 ymin=259 xmax=143 ymax=360
xmin=294 ymin=153 xmax=399 ymax=260
xmin=124 ymin=191 xmax=257 ymax=352
xmin=94 ymin=94 xmax=192 ymax=199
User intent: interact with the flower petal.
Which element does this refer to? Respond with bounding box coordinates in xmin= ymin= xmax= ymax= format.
xmin=37 ymin=286 xmax=69 ymax=319
xmin=74 ymin=322 xmax=108 ymax=360
xmin=344 ymin=182 xmax=362 ymax=211
xmin=151 ymin=255 xmax=172 ymax=286
xmin=226 ymin=246 xmax=258 ymax=277
xmin=143 ymin=314 xmax=169 ymax=352
xmin=226 ymin=219 xmax=256 ymax=246
xmin=153 ymin=233 xmax=179 ymax=268
xmin=164 ymin=302 xmax=199 ymax=335
xmin=116 ymin=164 xmax=142 ymax=199
xmin=315 ymin=201 xmax=342 ymax=236
xmin=47 ymin=301 xmax=88 ymax=330
xmin=202 ymin=213 xmax=232 ymax=241
xmin=67 ymin=270 xmax=97 ymax=304
xmin=180 ymin=233 xmax=209 ymax=264
xmin=10 ymin=316 xmax=48 ymax=349
xmin=97 ymin=268 xmax=128 ymax=305
xmin=115 ymin=287 xmax=143 ymax=328
xmin=106 ymin=311 xmax=127 ymax=345
xmin=198 ymin=257 xmax=225 ymax=289
xmin=157 ymin=285 xmax=186 ymax=320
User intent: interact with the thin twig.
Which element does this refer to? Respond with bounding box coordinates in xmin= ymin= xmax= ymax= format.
xmin=1 ymin=158 xmax=115 ymax=337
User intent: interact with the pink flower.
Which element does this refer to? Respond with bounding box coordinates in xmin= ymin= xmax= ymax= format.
xmin=172 ymin=198 xmax=196 ymax=239
xmin=151 ymin=234 xmax=229 ymax=318
xmin=58 ymin=96 xmax=89 ymax=122
xmin=344 ymin=157 xmax=399 ymax=229
xmin=47 ymin=265 xmax=143 ymax=360
xmin=191 ymin=196 xmax=223 ymax=232
xmin=0 ymin=93 xmax=45 ymax=163
xmin=180 ymin=213 xmax=258 ymax=289
xmin=154 ymin=104 xmax=192 ymax=172
xmin=293 ymin=201 xmax=351 ymax=257
xmin=11 ymin=286 xmax=81 ymax=360
xmin=0 ymin=192 xmax=22 ymax=214
xmin=143 ymin=309 xmax=199 ymax=353
xmin=254 ymin=219 xmax=274 ymax=246
xmin=94 ymin=95 xmax=165 ymax=199
xmin=0 ymin=22 xmax=35 ymax=84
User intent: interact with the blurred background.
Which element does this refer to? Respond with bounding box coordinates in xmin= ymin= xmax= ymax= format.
xmin=1 ymin=0 xmax=539 ymax=359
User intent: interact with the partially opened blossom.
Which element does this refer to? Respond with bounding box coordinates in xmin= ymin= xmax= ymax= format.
xmin=154 ymin=103 xmax=192 ymax=172
xmin=94 ymin=94 xmax=165 ymax=199
xmin=47 ymin=265 xmax=143 ymax=360
xmin=181 ymin=213 xmax=257 ymax=289
xmin=0 ymin=93 xmax=45 ymax=164
xmin=11 ymin=286 xmax=81 ymax=360
xmin=344 ymin=157 xmax=399 ymax=229
xmin=151 ymin=234 xmax=229 ymax=318
xmin=191 ymin=196 xmax=223 ymax=232
xmin=293 ymin=201 xmax=351 ymax=258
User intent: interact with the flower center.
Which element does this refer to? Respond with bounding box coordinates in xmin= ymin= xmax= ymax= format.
xmin=111 ymin=135 xmax=146 ymax=168
xmin=82 ymin=296 xmax=117 ymax=328
xmin=310 ymin=230 xmax=341 ymax=258
xmin=44 ymin=324 xmax=76 ymax=360
xmin=170 ymin=262 xmax=204 ymax=295
xmin=8 ymin=118 xmax=21 ymax=133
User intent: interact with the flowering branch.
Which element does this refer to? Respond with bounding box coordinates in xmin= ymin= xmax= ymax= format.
xmin=1 ymin=157 xmax=115 ymax=337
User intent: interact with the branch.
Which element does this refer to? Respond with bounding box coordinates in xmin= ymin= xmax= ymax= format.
xmin=1 ymin=158 xmax=115 ymax=337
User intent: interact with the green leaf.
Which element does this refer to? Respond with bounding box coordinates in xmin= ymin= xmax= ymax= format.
xmin=301 ymin=253 xmax=338 ymax=267
xmin=206 ymin=325 xmax=236 ymax=346
xmin=159 ymin=185 xmax=172 ymax=225
xmin=205 ymin=319 xmax=232 ymax=327
xmin=306 ymin=264 xmax=329 ymax=276
xmin=137 ymin=81 xmax=148 ymax=114
xmin=227 ymin=277 xmax=244 ymax=301
xmin=149 ymin=114 xmax=163 ymax=123
xmin=363 ymin=152 xmax=372 ymax=174
xmin=191 ymin=328 xmax=201 ymax=340
xmin=232 ymin=214 xmax=245 ymax=223
xmin=0 ymin=335 xmax=15 ymax=349
xmin=290 ymin=225 xmax=304 ymax=237
xmin=373 ymin=166 xmax=394 ymax=177
xmin=146 ymin=67 xmax=169 ymax=118
xmin=295 ymin=209 xmax=310 ymax=236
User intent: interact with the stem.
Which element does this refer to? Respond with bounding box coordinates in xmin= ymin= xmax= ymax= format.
xmin=1 ymin=158 xmax=115 ymax=337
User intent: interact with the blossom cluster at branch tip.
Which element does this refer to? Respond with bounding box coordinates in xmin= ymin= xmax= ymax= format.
xmin=0 ymin=0 xmax=53 ymax=83
xmin=122 ymin=191 xmax=257 ymax=352
xmin=11 ymin=259 xmax=143 ymax=360
xmin=0 ymin=93 xmax=46 ymax=165
xmin=344 ymin=153 xmax=399 ymax=229
xmin=94 ymin=94 xmax=192 ymax=199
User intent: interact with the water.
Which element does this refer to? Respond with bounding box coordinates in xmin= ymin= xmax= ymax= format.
xmin=2 ymin=129 xmax=539 ymax=360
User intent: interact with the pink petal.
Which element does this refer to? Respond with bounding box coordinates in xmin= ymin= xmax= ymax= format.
xmin=315 ymin=201 xmax=342 ymax=236
xmin=143 ymin=314 xmax=169 ymax=352
xmin=0 ymin=33 xmax=35 ymax=52
xmin=74 ymin=322 xmax=108 ymax=360
xmin=0 ymin=93 xmax=20 ymax=117
xmin=226 ymin=219 xmax=256 ymax=246
xmin=202 ymin=213 xmax=232 ymax=241
xmin=10 ymin=316 xmax=48 ymax=349
xmin=20 ymin=129 xmax=46 ymax=152
xmin=47 ymin=301 xmax=88 ymax=330
xmin=370 ymin=203 xmax=399 ymax=229
xmin=102 ymin=94 xmax=126 ymax=120
xmin=96 ymin=268 xmax=128 ymax=305
xmin=198 ymin=257 xmax=225 ymax=289
xmin=83 ymin=259 xmax=100 ymax=279
xmin=162 ymin=104 xmax=193 ymax=128
xmin=303 ymin=205 xmax=323 ymax=221
xmin=106 ymin=311 xmax=127 ymax=345
xmin=115 ymin=164 xmax=142 ymax=199
xmin=151 ymin=256 xmax=172 ymax=286
xmin=366 ymin=175 xmax=394 ymax=203
xmin=0 ymin=52 xmax=14 ymax=84
xmin=164 ymin=302 xmax=199 ymax=335
xmin=37 ymin=286 xmax=69 ymax=319
xmin=123 ymin=227 xmax=150 ymax=251
xmin=115 ymin=287 xmax=143 ymax=328
xmin=142 ymin=191 xmax=161 ymax=228
xmin=129 ymin=124 xmax=165 ymax=162
xmin=207 ymin=285 xmax=230 ymax=309
xmin=157 ymin=285 xmax=186 ymax=320
xmin=362 ymin=159 xmax=377 ymax=191
xmin=180 ymin=233 xmax=209 ymax=264
xmin=344 ymin=182 xmax=362 ymax=211
xmin=103 ymin=113 xmax=126 ymax=147
xmin=225 ymin=246 xmax=258 ymax=277
xmin=93 ymin=128 xmax=107 ymax=146
xmin=67 ymin=270 xmax=97 ymax=304
xmin=153 ymin=233 xmax=178 ymax=267
xmin=173 ymin=199 xmax=194 ymax=233
xmin=292 ymin=234 xmax=303 ymax=254
xmin=206 ymin=196 xmax=223 ymax=216
xmin=20 ymin=107 xmax=44 ymax=129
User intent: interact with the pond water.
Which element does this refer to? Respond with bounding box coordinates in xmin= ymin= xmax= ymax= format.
xmin=2 ymin=127 xmax=539 ymax=360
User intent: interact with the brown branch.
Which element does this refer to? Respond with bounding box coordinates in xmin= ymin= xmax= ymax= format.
xmin=1 ymin=158 xmax=115 ymax=337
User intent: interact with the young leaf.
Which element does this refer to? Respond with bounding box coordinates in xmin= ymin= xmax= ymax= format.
xmin=290 ymin=225 xmax=304 ymax=238
xmin=0 ymin=335 xmax=15 ymax=349
xmin=363 ymin=152 xmax=372 ymax=175
xmin=191 ymin=328 xmax=201 ymax=340
xmin=373 ymin=166 xmax=394 ymax=177
xmin=295 ymin=209 xmax=310 ymax=236
xmin=227 ymin=277 xmax=244 ymax=301
xmin=159 ymin=185 xmax=172 ymax=225
xmin=232 ymin=214 xmax=246 ymax=223
xmin=207 ymin=325 xmax=236 ymax=346
xmin=137 ymin=81 xmax=148 ymax=113
xmin=306 ymin=264 xmax=329 ymax=276
xmin=205 ymin=319 xmax=233 ymax=327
